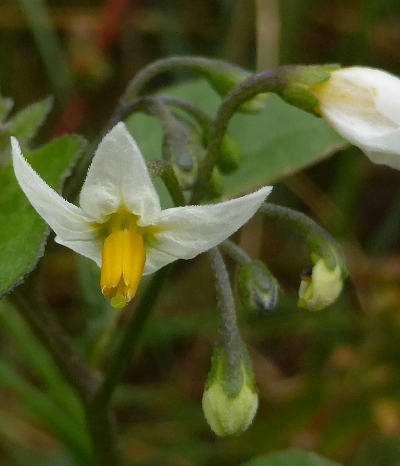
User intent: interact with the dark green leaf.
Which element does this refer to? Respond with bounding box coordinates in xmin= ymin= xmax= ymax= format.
xmin=0 ymin=97 xmax=53 ymax=154
xmin=0 ymin=95 xmax=13 ymax=123
xmin=241 ymin=449 xmax=341 ymax=466
xmin=0 ymin=135 xmax=85 ymax=297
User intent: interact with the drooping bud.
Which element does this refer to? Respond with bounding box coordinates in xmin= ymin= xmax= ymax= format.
xmin=202 ymin=346 xmax=258 ymax=436
xmin=298 ymin=255 xmax=343 ymax=311
xmin=201 ymin=62 xmax=268 ymax=113
xmin=278 ymin=64 xmax=339 ymax=114
xmin=217 ymin=133 xmax=242 ymax=174
xmin=238 ymin=260 xmax=279 ymax=312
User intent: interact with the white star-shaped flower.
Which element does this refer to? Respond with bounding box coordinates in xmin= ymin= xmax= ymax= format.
xmin=11 ymin=123 xmax=271 ymax=308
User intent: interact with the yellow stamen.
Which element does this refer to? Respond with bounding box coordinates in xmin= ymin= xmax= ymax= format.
xmin=100 ymin=224 xmax=146 ymax=309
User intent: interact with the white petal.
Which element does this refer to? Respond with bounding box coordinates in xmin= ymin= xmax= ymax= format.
xmin=144 ymin=186 xmax=272 ymax=272
xmin=11 ymin=137 xmax=95 ymax=242
xmin=55 ymin=236 xmax=102 ymax=266
xmin=363 ymin=128 xmax=400 ymax=169
xmin=144 ymin=248 xmax=177 ymax=275
xmin=79 ymin=122 xmax=161 ymax=225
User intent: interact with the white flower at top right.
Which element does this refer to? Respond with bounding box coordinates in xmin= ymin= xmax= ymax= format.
xmin=314 ymin=66 xmax=400 ymax=169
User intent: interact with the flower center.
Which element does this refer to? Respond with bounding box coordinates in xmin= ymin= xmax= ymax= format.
xmin=100 ymin=213 xmax=146 ymax=309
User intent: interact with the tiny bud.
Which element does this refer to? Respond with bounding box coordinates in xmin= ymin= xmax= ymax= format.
xmin=162 ymin=117 xmax=204 ymax=189
xmin=298 ymin=256 xmax=343 ymax=311
xmin=202 ymin=347 xmax=258 ymax=436
xmin=202 ymin=62 xmax=268 ymax=113
xmin=238 ymin=260 xmax=279 ymax=312
xmin=207 ymin=167 xmax=224 ymax=199
xmin=217 ymin=134 xmax=242 ymax=174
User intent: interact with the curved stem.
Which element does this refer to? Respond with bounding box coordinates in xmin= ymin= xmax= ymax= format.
xmin=220 ymin=239 xmax=251 ymax=265
xmin=259 ymin=202 xmax=347 ymax=272
xmin=120 ymin=56 xmax=243 ymax=102
xmin=191 ymin=68 xmax=284 ymax=203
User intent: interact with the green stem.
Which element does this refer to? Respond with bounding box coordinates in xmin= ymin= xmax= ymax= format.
xmin=259 ymin=203 xmax=347 ymax=273
xmin=120 ymin=56 xmax=245 ymax=102
xmin=157 ymin=96 xmax=213 ymax=130
xmin=84 ymin=406 xmax=121 ymax=466
xmin=147 ymin=159 xmax=186 ymax=206
xmin=220 ymin=239 xmax=251 ymax=265
xmin=191 ymin=69 xmax=283 ymax=203
xmin=208 ymin=248 xmax=244 ymax=359
xmin=93 ymin=266 xmax=171 ymax=409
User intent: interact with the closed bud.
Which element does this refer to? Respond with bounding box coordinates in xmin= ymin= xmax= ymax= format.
xmin=298 ymin=255 xmax=343 ymax=311
xmin=162 ymin=116 xmax=204 ymax=189
xmin=238 ymin=260 xmax=279 ymax=312
xmin=217 ymin=134 xmax=242 ymax=174
xmin=313 ymin=66 xmax=400 ymax=169
xmin=202 ymin=62 xmax=267 ymax=113
xmin=207 ymin=167 xmax=224 ymax=199
xmin=202 ymin=346 xmax=258 ymax=436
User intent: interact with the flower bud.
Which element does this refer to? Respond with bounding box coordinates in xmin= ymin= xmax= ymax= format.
xmin=312 ymin=66 xmax=400 ymax=170
xmin=298 ymin=256 xmax=343 ymax=311
xmin=202 ymin=346 xmax=258 ymax=436
xmin=238 ymin=260 xmax=279 ymax=312
xmin=217 ymin=133 xmax=242 ymax=174
xmin=162 ymin=117 xmax=204 ymax=189
xmin=207 ymin=167 xmax=224 ymax=199
xmin=202 ymin=63 xmax=267 ymax=113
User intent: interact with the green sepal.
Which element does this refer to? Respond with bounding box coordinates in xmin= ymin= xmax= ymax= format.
xmin=279 ymin=64 xmax=340 ymax=114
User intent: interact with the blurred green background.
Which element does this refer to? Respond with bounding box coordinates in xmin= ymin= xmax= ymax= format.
xmin=2 ymin=0 xmax=400 ymax=465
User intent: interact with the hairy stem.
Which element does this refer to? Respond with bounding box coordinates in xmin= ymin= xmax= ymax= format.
xmin=191 ymin=69 xmax=284 ymax=203
xmin=259 ymin=202 xmax=347 ymax=272
xmin=208 ymin=248 xmax=244 ymax=357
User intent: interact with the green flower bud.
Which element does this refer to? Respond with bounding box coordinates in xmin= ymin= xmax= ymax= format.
xmin=162 ymin=117 xmax=204 ymax=189
xmin=279 ymin=64 xmax=340 ymax=114
xmin=202 ymin=346 xmax=258 ymax=436
xmin=202 ymin=63 xmax=268 ymax=113
xmin=298 ymin=256 xmax=343 ymax=311
xmin=238 ymin=260 xmax=279 ymax=312
xmin=217 ymin=134 xmax=242 ymax=174
xmin=207 ymin=166 xmax=224 ymax=199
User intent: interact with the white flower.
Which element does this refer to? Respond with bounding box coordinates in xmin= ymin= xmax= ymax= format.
xmin=314 ymin=66 xmax=400 ymax=169
xmin=11 ymin=123 xmax=271 ymax=308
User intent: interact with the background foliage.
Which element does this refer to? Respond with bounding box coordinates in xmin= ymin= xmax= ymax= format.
xmin=1 ymin=0 xmax=400 ymax=465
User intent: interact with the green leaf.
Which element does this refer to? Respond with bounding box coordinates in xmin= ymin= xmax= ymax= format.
xmin=125 ymin=80 xmax=346 ymax=199
xmin=0 ymin=96 xmax=53 ymax=153
xmin=0 ymin=95 xmax=13 ymax=123
xmin=241 ymin=449 xmax=341 ymax=466
xmin=0 ymin=135 xmax=85 ymax=297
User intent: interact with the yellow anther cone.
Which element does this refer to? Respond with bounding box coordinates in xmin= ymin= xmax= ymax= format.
xmin=100 ymin=228 xmax=146 ymax=308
